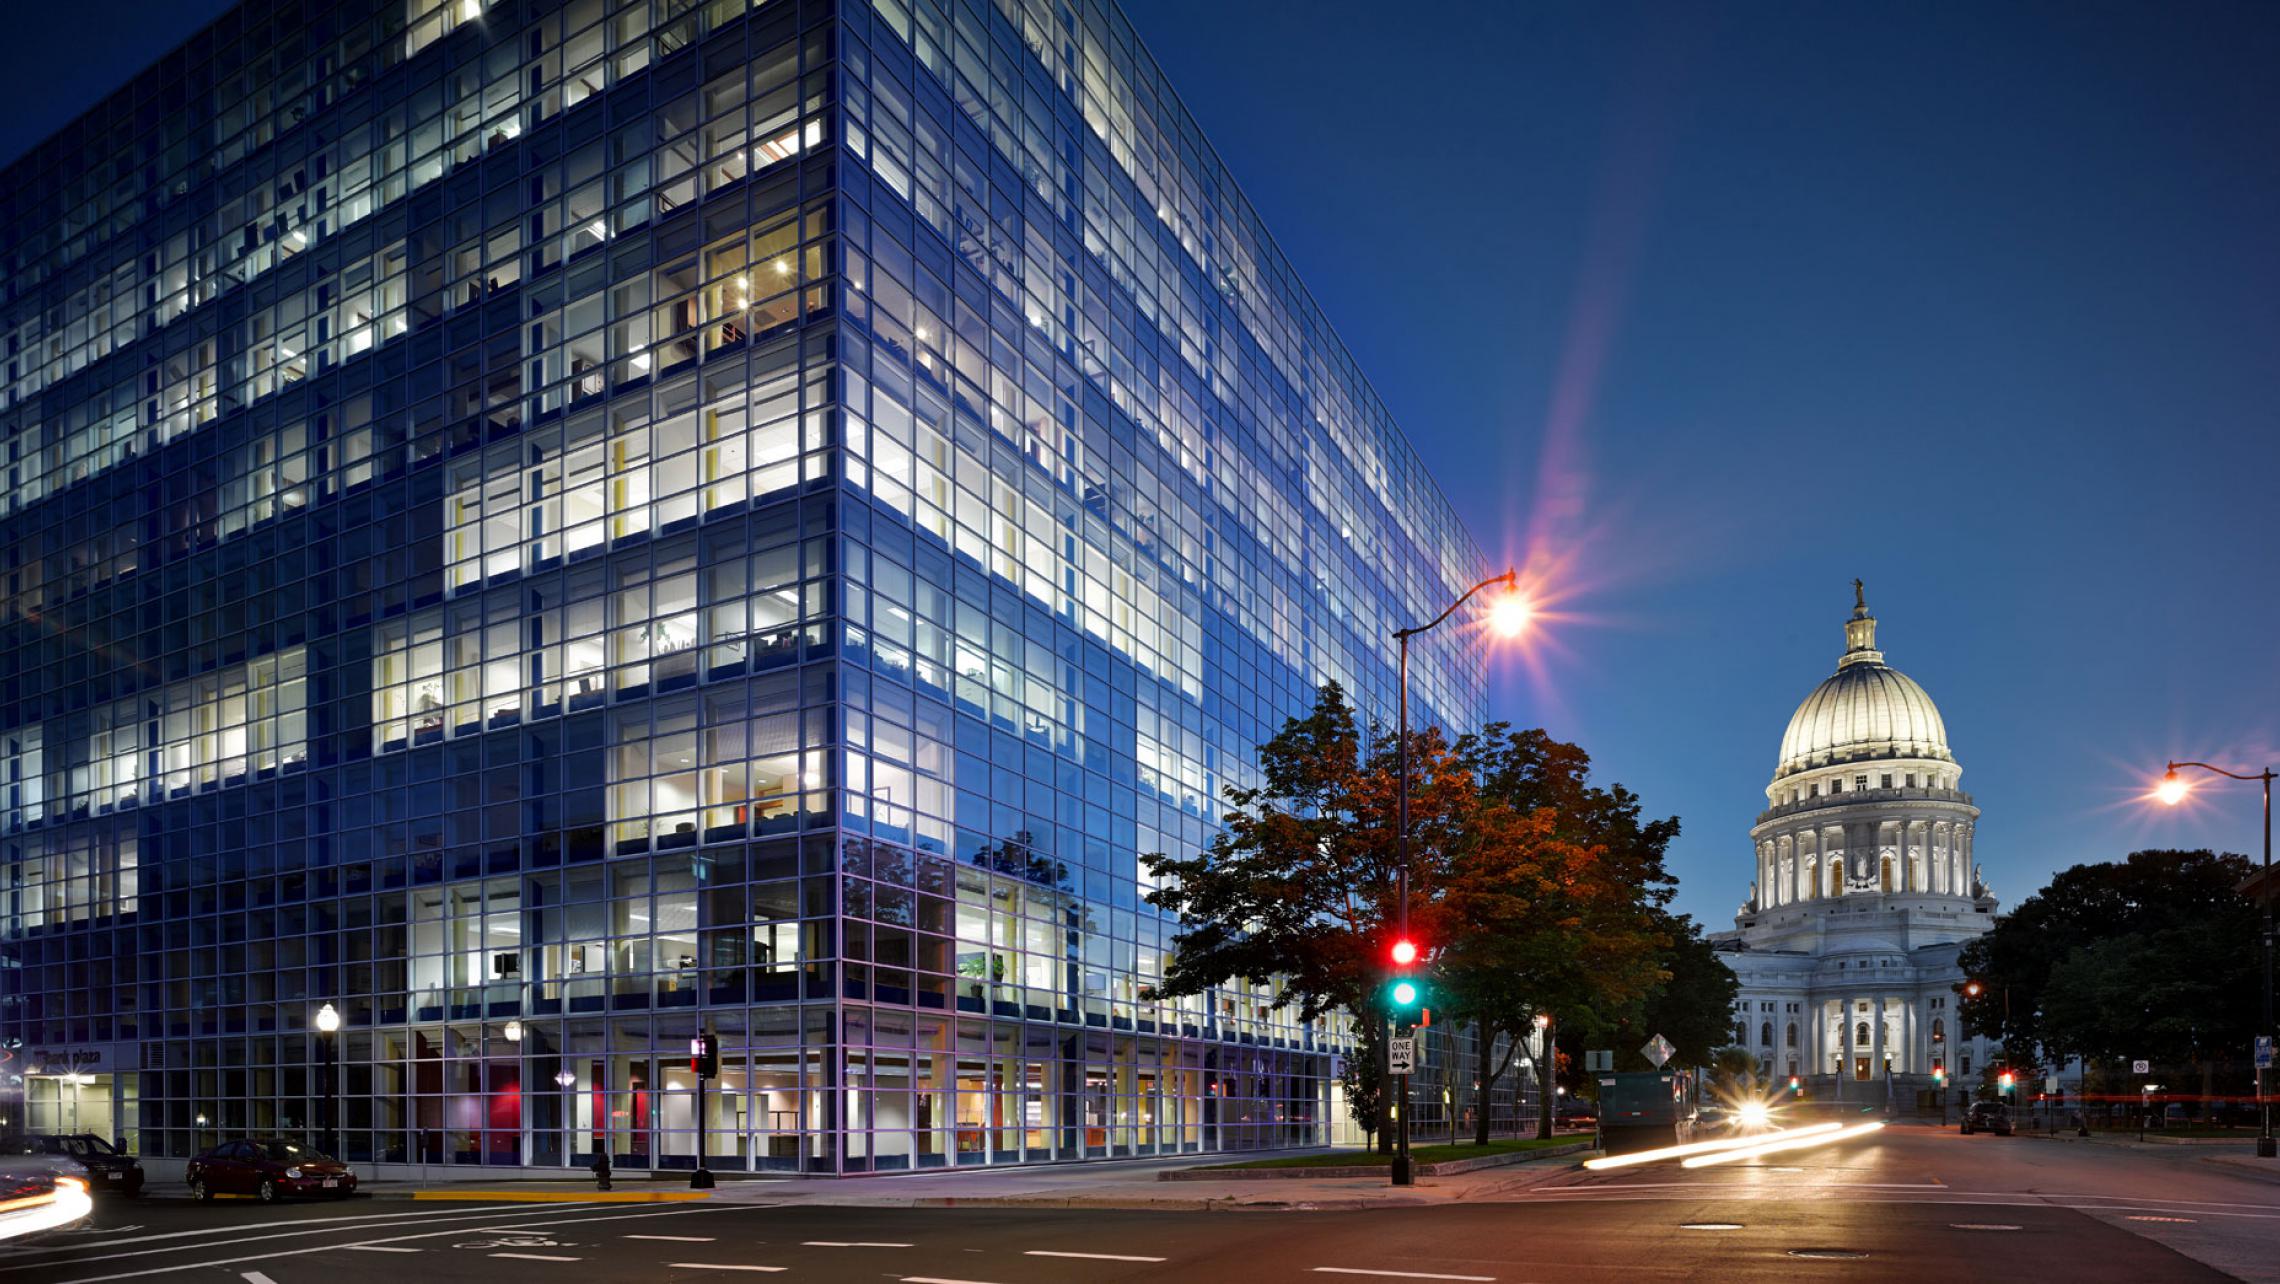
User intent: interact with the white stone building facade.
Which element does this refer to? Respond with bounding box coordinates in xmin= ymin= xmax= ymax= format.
xmin=1711 ymin=587 xmax=1999 ymax=1105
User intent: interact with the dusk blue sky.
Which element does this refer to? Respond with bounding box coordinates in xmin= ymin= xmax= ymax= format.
xmin=5 ymin=3 xmax=2276 ymax=928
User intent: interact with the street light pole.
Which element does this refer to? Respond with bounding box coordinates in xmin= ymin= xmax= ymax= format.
xmin=314 ymin=1003 xmax=342 ymax=1159
xmin=2158 ymin=761 xmax=2275 ymax=1159
xmin=1388 ymin=568 xmax=1523 ymax=1187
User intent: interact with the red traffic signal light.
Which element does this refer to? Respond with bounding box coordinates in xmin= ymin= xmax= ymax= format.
xmin=1390 ymin=938 xmax=1419 ymax=966
xmin=1998 ymin=1070 xmax=2015 ymax=1093
xmin=692 ymin=1032 xmax=720 ymax=1079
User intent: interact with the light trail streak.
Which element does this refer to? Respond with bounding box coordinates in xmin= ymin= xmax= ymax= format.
xmin=0 ymin=1176 xmax=92 ymax=1241
xmin=1682 ymin=1120 xmax=1885 ymax=1168
xmin=1581 ymin=1121 xmax=1843 ymax=1171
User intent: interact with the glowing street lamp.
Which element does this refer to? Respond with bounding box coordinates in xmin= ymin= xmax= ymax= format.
xmin=1385 ymin=566 xmax=1526 ymax=1187
xmin=2150 ymin=758 xmax=2275 ymax=1158
xmin=504 ymin=1019 xmax=524 ymax=1043
xmin=1489 ymin=591 xmax=1533 ymax=640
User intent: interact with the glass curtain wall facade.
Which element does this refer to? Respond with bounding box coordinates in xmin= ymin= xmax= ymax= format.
xmin=0 ymin=0 xmax=1488 ymax=1175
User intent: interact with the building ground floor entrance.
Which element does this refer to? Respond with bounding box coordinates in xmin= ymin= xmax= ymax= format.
xmin=46 ymin=1006 xmax=1339 ymax=1177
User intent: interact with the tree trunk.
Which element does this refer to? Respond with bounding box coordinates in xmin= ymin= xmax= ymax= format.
xmin=1536 ymin=1015 xmax=1556 ymax=1140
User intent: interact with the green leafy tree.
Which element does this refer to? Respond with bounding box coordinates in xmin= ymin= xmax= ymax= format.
xmin=1957 ymin=850 xmax=2256 ymax=1081
xmin=1436 ymin=726 xmax=1677 ymax=1142
xmin=1620 ymin=914 xmax=1743 ymax=1070
xmin=1141 ymin=683 xmax=1474 ymax=1144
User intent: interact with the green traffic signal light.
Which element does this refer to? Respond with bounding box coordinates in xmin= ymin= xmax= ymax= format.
xmin=1391 ymin=979 xmax=1419 ymax=1008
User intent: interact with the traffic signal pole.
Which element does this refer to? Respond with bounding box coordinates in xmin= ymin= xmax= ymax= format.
xmin=1392 ymin=626 xmax=1414 ymax=1188
xmin=1386 ymin=570 xmax=1514 ymax=1188
xmin=691 ymin=1030 xmax=717 ymax=1189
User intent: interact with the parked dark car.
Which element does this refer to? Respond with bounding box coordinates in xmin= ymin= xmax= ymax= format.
xmin=1557 ymin=1099 xmax=1599 ymax=1128
xmin=1960 ymin=1101 xmax=2014 ymax=1136
xmin=0 ymin=1135 xmax=142 ymax=1196
xmin=185 ymin=1139 xmax=356 ymax=1202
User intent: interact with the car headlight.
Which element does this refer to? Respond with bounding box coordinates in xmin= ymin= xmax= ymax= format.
xmin=285 ymin=1167 xmax=302 ymax=1179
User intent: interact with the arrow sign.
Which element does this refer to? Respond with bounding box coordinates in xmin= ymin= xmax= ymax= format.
xmin=1642 ymin=1033 xmax=1676 ymax=1068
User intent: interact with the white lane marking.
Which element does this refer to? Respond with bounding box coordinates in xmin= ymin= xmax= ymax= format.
xmin=903 ymin=1278 xmax=1004 ymax=1284
xmin=347 ymin=1245 xmax=424 ymax=1252
xmin=664 ymin=1266 xmax=786 ymax=1274
xmin=45 ymin=1205 xmax=726 ymax=1284
xmin=1312 ymin=1270 xmax=1497 ymax=1282
xmin=2126 ymin=1215 xmax=2199 ymax=1224
xmin=243 ymin=1274 xmax=280 ymax=1284
xmin=0 ymin=1204 xmax=540 ymax=1260
xmin=1027 ymin=1251 xmax=1168 ymax=1262
xmin=2059 ymin=1193 xmax=2280 ymax=1209
xmin=490 ymin=1252 xmax=582 ymax=1262
xmin=1538 ymin=1181 xmax=1943 ymax=1191
xmin=805 ymin=1241 xmax=914 ymax=1247
xmin=8 ymin=1204 xmax=613 ymax=1275
xmin=625 ymin=1235 xmax=716 ymax=1242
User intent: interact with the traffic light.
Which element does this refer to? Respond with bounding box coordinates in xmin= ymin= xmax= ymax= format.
xmin=1998 ymin=1069 xmax=2015 ymax=1095
xmin=692 ymin=1032 xmax=719 ymax=1079
xmin=1933 ymin=1061 xmax=1945 ymax=1086
xmin=1387 ymin=936 xmax=1424 ymax=1025
xmin=1788 ymin=1075 xmax=1802 ymax=1097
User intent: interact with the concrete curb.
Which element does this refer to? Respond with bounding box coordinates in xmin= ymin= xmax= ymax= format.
xmin=2022 ymin=1131 xmax=2263 ymax=1149
xmin=340 ymin=1186 xmax=712 ymax=1202
xmin=896 ymin=1193 xmax=1439 ymax=1212
xmin=1421 ymin=1141 xmax=1594 ymax=1175
xmin=1158 ymin=1165 xmax=1386 ymax=1181
xmin=1158 ymin=1141 xmax=1594 ymax=1182
xmin=402 ymin=1189 xmax=712 ymax=1202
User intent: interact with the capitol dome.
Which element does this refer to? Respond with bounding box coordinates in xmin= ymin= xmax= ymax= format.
xmin=1773 ymin=585 xmax=1954 ymax=782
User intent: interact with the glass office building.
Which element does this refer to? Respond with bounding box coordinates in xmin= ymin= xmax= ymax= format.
xmin=0 ymin=0 xmax=1493 ymax=1175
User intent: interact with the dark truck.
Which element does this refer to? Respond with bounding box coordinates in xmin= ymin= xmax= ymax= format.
xmin=1594 ymin=1070 xmax=1699 ymax=1154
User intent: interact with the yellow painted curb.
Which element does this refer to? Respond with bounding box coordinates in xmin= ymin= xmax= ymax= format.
xmin=411 ymin=1189 xmax=711 ymax=1202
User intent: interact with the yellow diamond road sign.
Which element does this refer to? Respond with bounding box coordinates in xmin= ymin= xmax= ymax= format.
xmin=1642 ymin=1034 xmax=1675 ymax=1068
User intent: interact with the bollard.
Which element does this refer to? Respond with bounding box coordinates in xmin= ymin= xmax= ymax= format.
xmin=592 ymin=1152 xmax=612 ymax=1191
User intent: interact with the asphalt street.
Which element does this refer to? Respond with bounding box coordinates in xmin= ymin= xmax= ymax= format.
xmin=1 ymin=1125 xmax=2271 ymax=1283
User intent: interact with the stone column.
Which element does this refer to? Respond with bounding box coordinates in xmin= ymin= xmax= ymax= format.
xmin=1833 ymin=1003 xmax=1851 ymax=1085
xmin=1870 ymin=996 xmax=1885 ymax=1080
